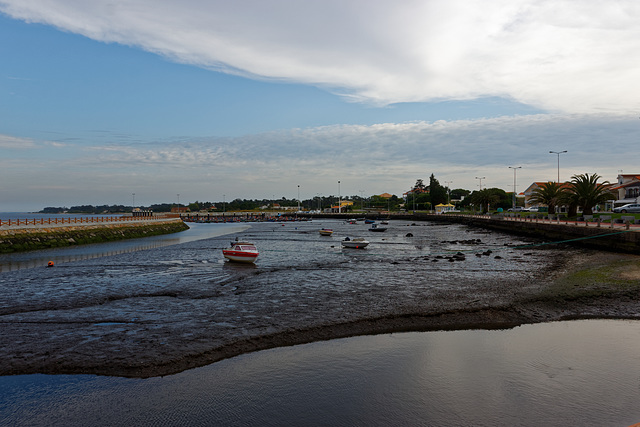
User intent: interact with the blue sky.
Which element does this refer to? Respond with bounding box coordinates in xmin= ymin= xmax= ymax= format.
xmin=1 ymin=1 xmax=639 ymax=211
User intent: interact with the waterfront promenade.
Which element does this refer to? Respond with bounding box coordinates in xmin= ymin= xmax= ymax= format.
xmin=0 ymin=215 xmax=188 ymax=253
xmin=0 ymin=215 xmax=182 ymax=233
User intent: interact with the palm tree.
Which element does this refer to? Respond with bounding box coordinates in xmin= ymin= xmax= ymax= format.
xmin=565 ymin=173 xmax=615 ymax=215
xmin=528 ymin=182 xmax=564 ymax=214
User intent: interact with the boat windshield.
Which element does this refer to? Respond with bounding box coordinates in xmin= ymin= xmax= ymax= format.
xmin=240 ymin=245 xmax=256 ymax=251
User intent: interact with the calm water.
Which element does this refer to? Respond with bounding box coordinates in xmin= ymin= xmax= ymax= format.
xmin=1 ymin=319 xmax=639 ymax=426
xmin=1 ymin=218 xmax=639 ymax=426
xmin=0 ymin=220 xmax=250 ymax=272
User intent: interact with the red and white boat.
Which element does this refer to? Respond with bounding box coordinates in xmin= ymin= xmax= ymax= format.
xmin=223 ymin=241 xmax=259 ymax=263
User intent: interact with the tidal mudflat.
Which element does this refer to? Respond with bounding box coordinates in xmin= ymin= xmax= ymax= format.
xmin=0 ymin=219 xmax=638 ymax=378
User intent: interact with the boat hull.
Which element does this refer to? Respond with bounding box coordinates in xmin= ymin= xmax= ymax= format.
xmin=341 ymin=240 xmax=369 ymax=249
xmin=223 ymin=250 xmax=259 ymax=263
xmin=319 ymin=229 xmax=333 ymax=236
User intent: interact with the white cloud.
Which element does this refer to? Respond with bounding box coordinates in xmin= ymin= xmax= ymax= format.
xmin=40 ymin=113 xmax=640 ymax=188
xmin=1 ymin=113 xmax=637 ymax=210
xmin=2 ymin=0 xmax=640 ymax=114
xmin=0 ymin=134 xmax=36 ymax=149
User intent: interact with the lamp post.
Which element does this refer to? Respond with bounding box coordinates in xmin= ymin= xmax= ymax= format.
xmin=132 ymin=193 xmax=135 ymax=210
xmin=223 ymin=194 xmax=225 ymax=214
xmin=475 ymin=177 xmax=485 ymax=191
xmin=297 ymin=185 xmax=300 ymax=212
xmin=508 ymin=167 xmax=521 ymax=208
xmin=444 ymin=181 xmax=453 ymax=204
xmin=338 ymin=180 xmax=341 ymax=213
xmin=549 ymin=150 xmax=567 ymax=183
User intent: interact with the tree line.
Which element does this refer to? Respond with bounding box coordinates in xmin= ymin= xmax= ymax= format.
xmin=38 ymin=173 xmax=614 ymax=215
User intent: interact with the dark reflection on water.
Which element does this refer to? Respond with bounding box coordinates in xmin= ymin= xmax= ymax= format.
xmin=0 ymin=223 xmax=249 ymax=272
xmin=1 ymin=319 xmax=640 ymax=427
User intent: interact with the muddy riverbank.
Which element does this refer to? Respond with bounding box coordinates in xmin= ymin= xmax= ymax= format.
xmin=1 ymin=220 xmax=638 ymax=378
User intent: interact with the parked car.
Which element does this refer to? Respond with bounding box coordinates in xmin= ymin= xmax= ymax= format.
xmin=507 ymin=207 xmax=525 ymax=212
xmin=524 ymin=207 xmax=539 ymax=212
xmin=613 ymin=203 xmax=640 ymax=213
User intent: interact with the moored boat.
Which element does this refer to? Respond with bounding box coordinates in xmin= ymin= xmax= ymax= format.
xmin=369 ymin=223 xmax=387 ymax=232
xmin=319 ymin=228 xmax=333 ymax=236
xmin=341 ymin=237 xmax=369 ymax=249
xmin=222 ymin=241 xmax=259 ymax=263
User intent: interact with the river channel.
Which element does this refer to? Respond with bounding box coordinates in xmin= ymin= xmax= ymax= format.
xmin=1 ymin=218 xmax=639 ymax=426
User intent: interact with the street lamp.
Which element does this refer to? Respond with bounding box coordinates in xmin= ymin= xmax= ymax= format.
xmin=297 ymin=185 xmax=300 ymax=212
xmin=508 ymin=167 xmax=521 ymax=209
xmin=223 ymin=194 xmax=225 ymax=214
xmin=132 ymin=193 xmax=135 ymax=214
xmin=475 ymin=177 xmax=485 ymax=190
xmin=549 ymin=150 xmax=567 ymax=183
xmin=338 ymin=180 xmax=341 ymax=213
xmin=444 ymin=181 xmax=453 ymax=204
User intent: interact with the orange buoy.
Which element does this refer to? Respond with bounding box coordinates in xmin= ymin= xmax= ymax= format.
xmin=47 ymin=261 xmax=54 ymax=267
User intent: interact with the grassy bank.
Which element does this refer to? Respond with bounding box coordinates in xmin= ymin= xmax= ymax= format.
xmin=536 ymin=254 xmax=640 ymax=301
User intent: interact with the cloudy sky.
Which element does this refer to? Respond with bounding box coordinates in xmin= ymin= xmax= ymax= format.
xmin=1 ymin=0 xmax=639 ymax=211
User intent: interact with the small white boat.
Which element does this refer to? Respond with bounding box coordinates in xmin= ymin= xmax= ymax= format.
xmin=341 ymin=237 xmax=369 ymax=249
xmin=222 ymin=241 xmax=259 ymax=263
xmin=319 ymin=228 xmax=334 ymax=236
xmin=369 ymin=223 xmax=387 ymax=232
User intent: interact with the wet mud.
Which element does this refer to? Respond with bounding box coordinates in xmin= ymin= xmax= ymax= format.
xmin=1 ymin=220 xmax=639 ymax=378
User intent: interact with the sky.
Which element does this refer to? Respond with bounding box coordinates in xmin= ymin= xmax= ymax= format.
xmin=1 ymin=0 xmax=639 ymax=212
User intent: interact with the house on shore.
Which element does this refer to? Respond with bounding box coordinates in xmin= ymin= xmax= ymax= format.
xmin=611 ymin=174 xmax=640 ymax=206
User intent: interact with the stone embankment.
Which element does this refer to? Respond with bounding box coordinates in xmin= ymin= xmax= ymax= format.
xmin=424 ymin=214 xmax=640 ymax=254
xmin=0 ymin=217 xmax=189 ymax=253
xmin=295 ymin=212 xmax=640 ymax=254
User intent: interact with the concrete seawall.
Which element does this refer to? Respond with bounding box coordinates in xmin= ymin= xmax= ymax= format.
xmin=0 ymin=218 xmax=189 ymax=253
xmin=294 ymin=212 xmax=640 ymax=255
xmin=422 ymin=214 xmax=640 ymax=254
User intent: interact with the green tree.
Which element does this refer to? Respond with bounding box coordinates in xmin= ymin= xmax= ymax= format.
xmin=528 ymin=182 xmax=565 ymax=214
xmin=469 ymin=188 xmax=510 ymax=213
xmin=564 ymin=173 xmax=615 ymax=215
xmin=416 ymin=192 xmax=431 ymax=210
xmin=450 ymin=188 xmax=470 ymax=200
xmin=428 ymin=174 xmax=448 ymax=207
xmin=470 ymin=189 xmax=500 ymax=213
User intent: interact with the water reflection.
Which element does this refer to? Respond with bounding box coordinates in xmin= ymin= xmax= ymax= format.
xmin=0 ymin=223 xmax=249 ymax=272
xmin=1 ymin=320 xmax=639 ymax=426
